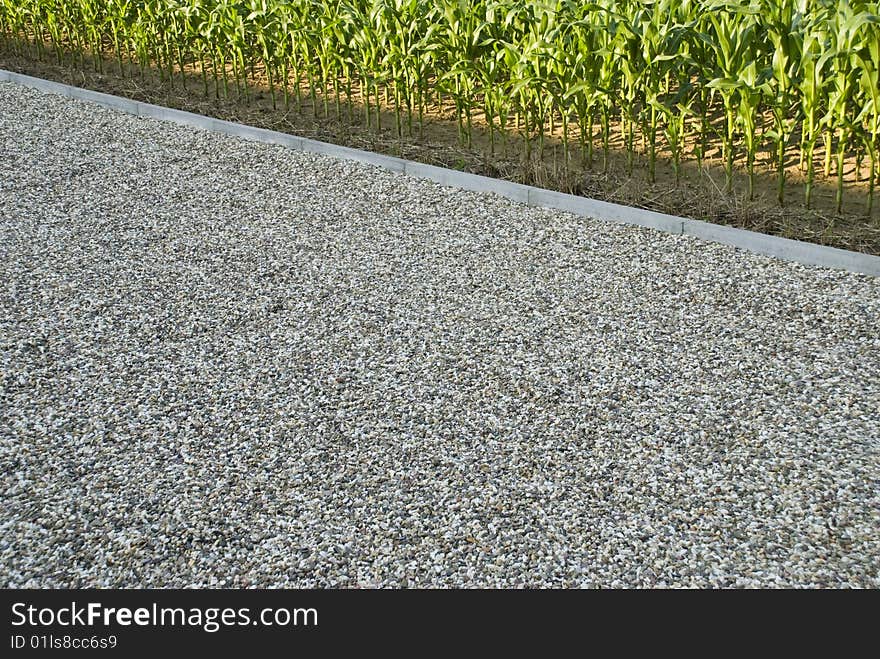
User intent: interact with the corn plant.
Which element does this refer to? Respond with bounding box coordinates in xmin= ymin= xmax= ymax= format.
xmin=855 ymin=21 xmax=879 ymax=215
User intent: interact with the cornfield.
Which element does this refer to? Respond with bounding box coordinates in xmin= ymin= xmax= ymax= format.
xmin=1 ymin=0 xmax=879 ymax=214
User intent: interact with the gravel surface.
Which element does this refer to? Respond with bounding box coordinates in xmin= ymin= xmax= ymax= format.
xmin=1 ymin=80 xmax=879 ymax=588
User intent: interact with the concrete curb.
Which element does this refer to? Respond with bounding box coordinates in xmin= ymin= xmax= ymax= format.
xmin=3 ymin=68 xmax=879 ymax=277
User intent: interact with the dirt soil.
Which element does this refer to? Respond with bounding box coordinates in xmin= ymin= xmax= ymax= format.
xmin=2 ymin=50 xmax=879 ymax=255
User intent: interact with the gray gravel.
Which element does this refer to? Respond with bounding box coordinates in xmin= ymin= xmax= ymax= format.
xmin=1 ymin=80 xmax=879 ymax=588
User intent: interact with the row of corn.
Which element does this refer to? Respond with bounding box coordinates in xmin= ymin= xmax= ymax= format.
xmin=1 ymin=0 xmax=878 ymax=213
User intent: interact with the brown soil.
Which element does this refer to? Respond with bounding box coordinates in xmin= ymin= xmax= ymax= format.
xmin=2 ymin=48 xmax=879 ymax=255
